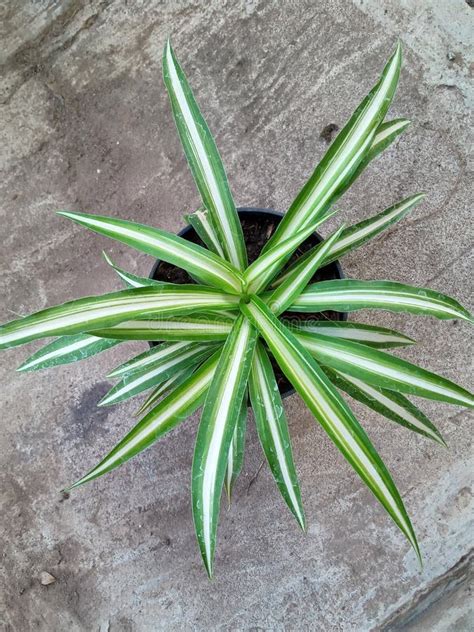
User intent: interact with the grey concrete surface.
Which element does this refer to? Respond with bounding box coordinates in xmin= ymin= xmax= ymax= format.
xmin=0 ymin=1 xmax=473 ymax=630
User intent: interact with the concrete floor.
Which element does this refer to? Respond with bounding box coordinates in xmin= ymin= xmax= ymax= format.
xmin=0 ymin=1 xmax=473 ymax=630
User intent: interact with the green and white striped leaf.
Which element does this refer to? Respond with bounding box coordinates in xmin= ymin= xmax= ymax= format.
xmin=332 ymin=118 xmax=411 ymax=200
xmin=324 ymin=367 xmax=445 ymax=445
xmin=108 ymin=341 xmax=181 ymax=377
xmin=267 ymin=225 xmax=345 ymax=315
xmin=286 ymin=320 xmax=414 ymax=349
xmin=244 ymin=215 xmax=332 ymax=294
xmin=249 ymin=342 xmax=305 ymax=529
xmin=240 ymin=296 xmax=420 ymax=558
xmin=99 ymin=343 xmax=214 ymax=406
xmin=0 ymin=286 xmax=239 ymax=350
xmin=288 ymin=280 xmax=472 ymax=322
xmin=297 ymin=332 xmax=474 ymax=408
xmin=17 ymin=334 xmax=121 ymax=372
xmin=192 ymin=315 xmax=257 ymax=577
xmin=66 ymin=352 xmax=220 ymax=490
xmin=272 ymin=194 xmax=424 ymax=288
xmin=163 ymin=40 xmax=247 ymax=271
xmin=58 ymin=211 xmax=244 ymax=294
xmin=186 ymin=207 xmax=225 ymax=258
xmin=224 ymin=394 xmax=247 ymax=501
xmin=134 ymin=366 xmax=196 ymax=417
xmin=103 ymin=252 xmax=161 ymax=288
xmin=264 ymin=43 xmax=402 ymax=252
xmin=91 ymin=314 xmax=234 ymax=342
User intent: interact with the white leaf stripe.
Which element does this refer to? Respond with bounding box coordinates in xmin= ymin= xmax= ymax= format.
xmin=264 ymin=43 xmax=402 ymax=251
xmin=0 ymin=286 xmax=239 ymax=349
xmin=267 ymin=225 xmax=345 ymax=315
xmin=17 ymin=334 xmax=121 ymax=372
xmin=244 ymin=215 xmax=331 ymax=294
xmin=103 ymin=252 xmax=161 ymax=288
xmin=91 ymin=315 xmax=234 ymax=342
xmin=186 ymin=208 xmax=225 ymax=258
xmin=163 ymin=40 xmax=247 ymax=270
xmin=192 ymin=316 xmax=257 ymax=576
xmin=66 ymin=352 xmax=220 ymax=490
xmin=289 ymin=280 xmax=472 ymax=321
xmin=286 ymin=320 xmax=414 ymax=348
xmin=108 ymin=341 xmax=188 ymax=377
xmin=240 ymin=296 xmax=419 ymax=557
xmin=99 ymin=343 xmax=214 ymax=406
xmin=249 ymin=342 xmax=305 ymax=528
xmin=297 ymin=332 xmax=474 ymax=408
xmin=134 ymin=367 xmax=196 ymax=417
xmin=58 ymin=211 xmax=244 ymax=294
xmin=325 ymin=368 xmax=445 ymax=445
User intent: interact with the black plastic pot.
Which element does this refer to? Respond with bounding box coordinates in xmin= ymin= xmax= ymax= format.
xmin=149 ymin=207 xmax=346 ymax=397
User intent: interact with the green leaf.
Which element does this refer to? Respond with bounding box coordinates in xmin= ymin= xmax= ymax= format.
xmin=186 ymin=207 xmax=225 ymax=258
xmin=240 ymin=296 xmax=420 ymax=559
xmin=243 ymin=215 xmax=332 ymax=294
xmin=66 ymin=351 xmax=221 ymax=490
xmin=103 ymin=252 xmax=162 ymax=288
xmin=249 ymin=342 xmax=305 ymax=529
xmin=224 ymin=394 xmax=247 ymax=501
xmin=272 ymin=194 xmax=424 ymax=287
xmin=17 ymin=334 xmax=121 ymax=372
xmin=297 ymin=331 xmax=474 ymax=408
xmin=264 ymin=43 xmax=403 ymax=252
xmin=324 ymin=367 xmax=446 ymax=446
xmin=99 ymin=342 xmax=214 ymax=406
xmin=267 ymin=225 xmax=345 ymax=315
xmin=288 ymin=279 xmax=472 ymax=322
xmin=107 ymin=341 xmax=180 ymax=377
xmin=91 ymin=314 xmax=234 ymax=342
xmin=58 ymin=211 xmax=244 ymax=294
xmin=192 ymin=315 xmax=257 ymax=577
xmin=331 ymin=118 xmax=411 ymax=200
xmin=134 ymin=366 xmax=196 ymax=417
xmin=0 ymin=286 xmax=239 ymax=349
xmin=163 ymin=40 xmax=247 ymax=270
xmin=285 ymin=320 xmax=414 ymax=349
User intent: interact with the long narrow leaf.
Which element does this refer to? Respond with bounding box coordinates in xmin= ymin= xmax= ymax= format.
xmin=264 ymin=43 xmax=402 ymax=251
xmin=58 ymin=211 xmax=244 ymax=294
xmin=103 ymin=252 xmax=162 ymax=288
xmin=107 ymin=341 xmax=183 ymax=377
xmin=224 ymin=395 xmax=247 ymax=501
xmin=186 ymin=208 xmax=225 ymax=258
xmin=99 ymin=343 xmax=214 ymax=406
xmin=134 ymin=366 xmax=196 ymax=417
xmin=285 ymin=320 xmax=414 ymax=349
xmin=297 ymin=331 xmax=474 ymax=408
xmin=91 ymin=314 xmax=234 ymax=342
xmin=163 ymin=40 xmax=247 ymax=270
xmin=267 ymin=225 xmax=345 ymax=315
xmin=240 ymin=296 xmax=420 ymax=559
xmin=17 ymin=334 xmax=121 ymax=372
xmin=244 ymin=215 xmax=332 ymax=294
xmin=0 ymin=286 xmax=239 ymax=350
xmin=272 ymin=194 xmax=424 ymax=287
xmin=192 ymin=315 xmax=257 ymax=577
xmin=249 ymin=342 xmax=305 ymax=529
xmin=288 ymin=280 xmax=472 ymax=322
xmin=66 ymin=351 xmax=220 ymax=490
xmin=324 ymin=367 xmax=445 ymax=445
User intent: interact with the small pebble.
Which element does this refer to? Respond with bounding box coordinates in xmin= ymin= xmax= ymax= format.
xmin=40 ymin=571 xmax=56 ymax=586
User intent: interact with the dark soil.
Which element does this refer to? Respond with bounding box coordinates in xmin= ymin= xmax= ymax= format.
xmin=151 ymin=209 xmax=345 ymax=396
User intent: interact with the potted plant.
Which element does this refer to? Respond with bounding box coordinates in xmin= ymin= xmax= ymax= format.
xmin=1 ymin=40 xmax=472 ymax=578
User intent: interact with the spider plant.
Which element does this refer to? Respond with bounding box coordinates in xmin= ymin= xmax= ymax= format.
xmin=2 ymin=40 xmax=472 ymax=578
